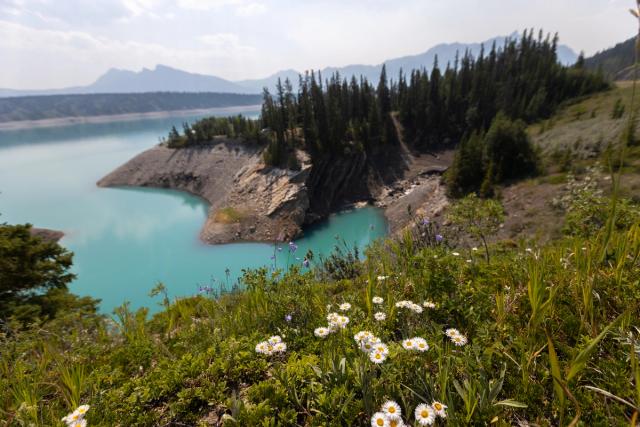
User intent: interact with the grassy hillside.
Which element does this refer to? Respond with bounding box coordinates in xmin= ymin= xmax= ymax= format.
xmin=1 ymin=86 xmax=640 ymax=426
xmin=0 ymin=92 xmax=262 ymax=123
xmin=477 ymin=82 xmax=640 ymax=244
xmin=584 ymin=36 xmax=635 ymax=80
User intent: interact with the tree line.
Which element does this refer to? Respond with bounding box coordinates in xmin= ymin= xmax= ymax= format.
xmin=260 ymin=30 xmax=606 ymax=167
xmin=168 ymin=30 xmax=608 ymax=194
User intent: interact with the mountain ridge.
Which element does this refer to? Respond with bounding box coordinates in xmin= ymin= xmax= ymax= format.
xmin=1 ymin=32 xmax=578 ymax=97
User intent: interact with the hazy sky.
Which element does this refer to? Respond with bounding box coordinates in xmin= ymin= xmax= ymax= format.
xmin=0 ymin=0 xmax=636 ymax=89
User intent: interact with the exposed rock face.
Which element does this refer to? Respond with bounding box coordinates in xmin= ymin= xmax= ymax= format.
xmin=98 ymin=139 xmax=312 ymax=243
xmin=98 ymin=137 xmax=453 ymax=244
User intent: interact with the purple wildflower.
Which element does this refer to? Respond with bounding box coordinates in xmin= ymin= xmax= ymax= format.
xmin=288 ymin=241 xmax=298 ymax=253
xmin=422 ymin=218 xmax=430 ymax=225
xmin=285 ymin=314 xmax=292 ymax=322
xmin=435 ymin=234 xmax=444 ymax=242
xmin=303 ymin=258 xmax=310 ymax=268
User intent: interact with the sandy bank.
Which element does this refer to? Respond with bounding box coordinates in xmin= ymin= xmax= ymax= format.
xmin=0 ymin=105 xmax=261 ymax=131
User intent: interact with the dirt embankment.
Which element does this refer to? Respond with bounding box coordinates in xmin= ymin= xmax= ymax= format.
xmin=98 ymin=135 xmax=454 ymax=244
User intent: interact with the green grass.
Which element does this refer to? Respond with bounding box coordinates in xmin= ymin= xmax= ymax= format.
xmin=1 ymin=210 xmax=639 ymax=425
xmin=213 ymin=206 xmax=245 ymax=224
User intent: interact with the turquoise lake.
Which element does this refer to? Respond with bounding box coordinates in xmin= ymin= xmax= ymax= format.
xmin=0 ymin=110 xmax=388 ymax=313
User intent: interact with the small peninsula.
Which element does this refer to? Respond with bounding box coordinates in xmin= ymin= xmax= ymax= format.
xmin=98 ymin=135 xmax=451 ymax=244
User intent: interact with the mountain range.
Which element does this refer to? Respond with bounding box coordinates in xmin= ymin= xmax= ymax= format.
xmin=0 ymin=32 xmax=578 ymax=98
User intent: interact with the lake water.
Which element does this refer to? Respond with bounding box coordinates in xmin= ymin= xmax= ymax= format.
xmin=0 ymin=110 xmax=388 ymax=313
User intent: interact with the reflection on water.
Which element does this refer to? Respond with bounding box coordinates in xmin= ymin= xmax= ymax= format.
xmin=0 ymin=110 xmax=387 ymax=313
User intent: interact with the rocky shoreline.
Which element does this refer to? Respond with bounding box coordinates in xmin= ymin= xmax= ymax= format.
xmin=97 ymin=137 xmax=453 ymax=244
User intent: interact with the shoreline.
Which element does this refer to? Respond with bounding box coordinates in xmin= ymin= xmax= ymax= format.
xmin=98 ymin=140 xmax=454 ymax=245
xmin=0 ymin=104 xmax=262 ymax=131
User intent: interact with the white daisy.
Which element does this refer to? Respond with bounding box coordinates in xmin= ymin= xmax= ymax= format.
xmin=423 ymin=301 xmax=436 ymax=309
xmin=373 ymin=296 xmax=384 ymax=304
xmin=402 ymin=339 xmax=415 ymax=350
xmin=255 ymin=341 xmax=270 ymax=354
xmin=374 ymin=312 xmax=387 ymax=321
xmin=472 ymin=247 xmax=478 ymax=251
xmin=452 ymin=252 xmax=460 ymax=256
xmin=360 ymin=336 xmax=381 ymax=353
xmin=388 ymin=419 xmax=404 ymax=427
xmin=451 ymin=334 xmax=468 ymax=346
xmin=377 ymin=275 xmax=389 ymax=281
xmin=354 ymin=331 xmax=375 ymax=343
xmin=409 ymin=303 xmax=423 ymax=313
xmin=273 ymin=342 xmax=287 ymax=353
xmin=69 ymin=421 xmax=87 ymax=427
xmin=339 ymin=302 xmax=352 ymax=311
xmin=268 ymin=335 xmax=282 ymax=345
xmin=74 ymin=405 xmax=90 ymax=416
xmin=382 ymin=400 xmax=402 ymax=419
xmin=431 ymin=401 xmax=447 ymax=418
xmin=414 ymin=338 xmax=429 ymax=352
xmin=314 ymin=327 xmax=330 ymax=338
xmin=371 ymin=412 xmax=390 ymax=427
xmin=327 ymin=312 xmax=340 ymax=323
xmin=415 ymin=403 xmax=436 ymax=425
xmin=445 ymin=328 xmax=460 ymax=338
xmin=62 ymin=412 xmax=82 ymax=423
xmin=334 ymin=315 xmax=350 ymax=329
xmin=370 ymin=350 xmax=387 ymax=364
xmin=373 ymin=343 xmax=389 ymax=355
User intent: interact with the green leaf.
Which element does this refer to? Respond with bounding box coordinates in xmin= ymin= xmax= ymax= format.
xmin=547 ymin=333 xmax=565 ymax=407
xmin=494 ymin=399 xmax=528 ymax=408
xmin=567 ymin=314 xmax=623 ymax=382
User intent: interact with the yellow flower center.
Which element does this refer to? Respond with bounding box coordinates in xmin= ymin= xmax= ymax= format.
xmin=434 ymin=403 xmax=442 ymax=410
xmin=421 ymin=410 xmax=429 ymax=418
xmin=390 ymin=421 xmax=399 ymax=427
xmin=375 ymin=353 xmax=381 ymax=359
xmin=388 ymin=406 xmax=395 ymax=413
xmin=376 ymin=418 xmax=384 ymax=426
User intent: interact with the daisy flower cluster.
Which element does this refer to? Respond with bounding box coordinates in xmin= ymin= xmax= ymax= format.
xmin=61 ymin=405 xmax=90 ymax=427
xmin=314 ymin=312 xmax=350 ymax=339
xmin=415 ymin=401 xmax=448 ymax=425
xmin=445 ymin=328 xmax=468 ymax=346
xmin=422 ymin=300 xmax=436 ymax=309
xmin=395 ymin=300 xmax=423 ymax=313
xmin=354 ymin=330 xmax=389 ymax=364
xmin=371 ymin=400 xmax=404 ymax=427
xmin=370 ymin=400 xmax=447 ymax=426
xmin=372 ymin=296 xmax=384 ymax=304
xmin=255 ymin=335 xmax=288 ymax=355
xmin=327 ymin=312 xmax=350 ymax=329
xmin=401 ymin=337 xmax=429 ymax=352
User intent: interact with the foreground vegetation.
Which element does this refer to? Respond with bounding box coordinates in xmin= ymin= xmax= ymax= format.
xmin=3 ymin=17 xmax=640 ymax=427
xmin=1 ymin=177 xmax=639 ymax=426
